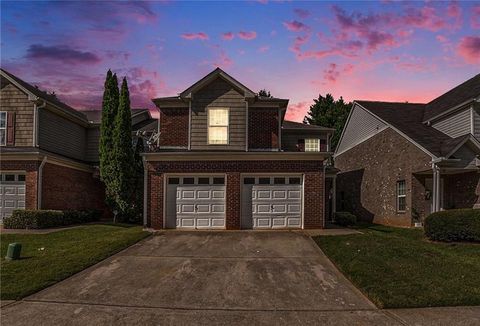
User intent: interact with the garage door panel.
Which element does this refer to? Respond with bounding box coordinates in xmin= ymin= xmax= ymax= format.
xmin=17 ymin=201 xmax=25 ymax=208
xmin=244 ymin=182 xmax=302 ymax=230
xmin=4 ymin=187 xmax=16 ymax=195
xmin=212 ymin=190 xmax=224 ymax=199
xmin=167 ymin=180 xmax=226 ymax=229
xmin=272 ymin=190 xmax=287 ymax=199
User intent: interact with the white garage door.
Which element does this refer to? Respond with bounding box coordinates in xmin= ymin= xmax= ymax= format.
xmin=0 ymin=173 xmax=26 ymax=222
xmin=241 ymin=176 xmax=303 ymax=229
xmin=166 ymin=176 xmax=226 ymax=229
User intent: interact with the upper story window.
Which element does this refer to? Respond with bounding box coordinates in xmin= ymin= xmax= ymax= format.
xmin=208 ymin=108 xmax=229 ymax=145
xmin=397 ymin=180 xmax=406 ymax=212
xmin=0 ymin=112 xmax=6 ymax=146
xmin=305 ymin=138 xmax=320 ymax=152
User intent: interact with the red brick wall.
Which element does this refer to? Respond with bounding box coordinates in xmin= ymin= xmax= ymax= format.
xmin=41 ymin=163 xmax=105 ymax=212
xmin=335 ymin=128 xmax=432 ymax=227
xmin=248 ymin=108 xmax=279 ymax=149
xmin=0 ymin=160 xmax=40 ymax=209
xmin=146 ymin=160 xmax=324 ymax=230
xmin=159 ymin=108 xmax=189 ymax=147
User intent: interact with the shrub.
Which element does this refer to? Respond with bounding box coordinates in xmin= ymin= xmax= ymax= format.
xmin=3 ymin=210 xmax=64 ymax=229
xmin=334 ymin=211 xmax=357 ymax=226
xmin=424 ymin=209 xmax=480 ymax=242
xmin=3 ymin=209 xmax=102 ymax=229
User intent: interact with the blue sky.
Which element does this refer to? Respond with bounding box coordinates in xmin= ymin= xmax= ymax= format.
xmin=2 ymin=1 xmax=479 ymax=120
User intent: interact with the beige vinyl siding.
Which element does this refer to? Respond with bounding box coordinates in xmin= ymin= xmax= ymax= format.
xmin=432 ymin=107 xmax=472 ymax=138
xmin=336 ymin=104 xmax=386 ymax=155
xmin=0 ymin=82 xmax=34 ymax=146
xmin=474 ymin=106 xmax=480 ymax=140
xmin=38 ymin=107 xmax=87 ymax=160
xmin=190 ymin=77 xmax=246 ymax=150
xmin=86 ymin=126 xmax=100 ymax=162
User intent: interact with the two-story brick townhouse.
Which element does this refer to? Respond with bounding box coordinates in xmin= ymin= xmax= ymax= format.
xmin=0 ymin=68 xmax=157 ymax=221
xmin=335 ymin=73 xmax=480 ymax=227
xmin=143 ymin=68 xmax=335 ymax=230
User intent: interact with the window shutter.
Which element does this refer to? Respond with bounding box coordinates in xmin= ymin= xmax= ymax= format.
xmin=6 ymin=112 xmax=15 ymax=146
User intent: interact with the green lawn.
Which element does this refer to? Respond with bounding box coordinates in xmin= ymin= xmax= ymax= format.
xmin=1 ymin=224 xmax=149 ymax=300
xmin=313 ymin=225 xmax=480 ymax=308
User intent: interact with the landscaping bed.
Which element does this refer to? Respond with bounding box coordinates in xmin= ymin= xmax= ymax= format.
xmin=313 ymin=224 xmax=480 ymax=308
xmin=1 ymin=224 xmax=149 ymax=300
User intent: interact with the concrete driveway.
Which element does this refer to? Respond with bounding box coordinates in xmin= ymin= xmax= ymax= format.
xmin=2 ymin=231 xmax=477 ymax=325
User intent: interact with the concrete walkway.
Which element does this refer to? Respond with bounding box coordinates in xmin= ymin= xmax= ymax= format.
xmin=1 ymin=231 xmax=478 ymax=325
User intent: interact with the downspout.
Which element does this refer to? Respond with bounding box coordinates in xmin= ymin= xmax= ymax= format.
xmin=37 ymin=156 xmax=47 ymax=209
xmin=33 ymin=100 xmax=46 ymax=147
xmin=142 ymin=156 xmax=148 ymax=227
xmin=245 ymin=99 xmax=249 ymax=151
xmin=323 ymin=161 xmax=327 ymax=228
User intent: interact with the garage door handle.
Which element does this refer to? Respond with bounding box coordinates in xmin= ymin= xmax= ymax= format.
xmin=271 ymin=205 xmax=274 ymax=212
xmin=195 ymin=205 xmax=198 ymax=212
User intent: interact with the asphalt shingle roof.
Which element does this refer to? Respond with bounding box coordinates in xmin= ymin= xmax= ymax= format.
xmin=424 ymin=73 xmax=480 ymax=122
xmin=356 ymin=101 xmax=452 ymax=157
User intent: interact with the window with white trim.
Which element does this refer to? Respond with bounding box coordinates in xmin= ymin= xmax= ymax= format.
xmin=396 ymin=180 xmax=406 ymax=212
xmin=305 ymin=138 xmax=320 ymax=152
xmin=0 ymin=112 xmax=6 ymax=146
xmin=208 ymin=108 xmax=229 ymax=145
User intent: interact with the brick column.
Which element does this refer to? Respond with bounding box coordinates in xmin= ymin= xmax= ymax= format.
xmin=226 ymin=172 xmax=241 ymax=230
xmin=149 ymin=171 xmax=164 ymax=229
xmin=303 ymin=172 xmax=324 ymax=228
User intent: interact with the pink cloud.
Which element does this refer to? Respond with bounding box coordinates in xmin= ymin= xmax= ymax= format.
xmin=221 ymin=32 xmax=234 ymax=40
xmin=181 ymin=32 xmax=209 ymax=40
xmin=286 ymin=101 xmax=310 ymax=122
xmin=283 ymin=20 xmax=309 ymax=32
xmin=472 ymin=5 xmax=480 ymax=29
xmin=213 ymin=50 xmax=233 ymax=69
xmin=436 ymin=35 xmax=448 ymax=43
xmin=323 ymin=63 xmax=355 ymax=84
xmin=457 ymin=36 xmax=480 ymax=64
xmin=258 ymin=45 xmax=270 ymax=53
xmin=237 ymin=31 xmax=257 ymax=40
xmin=294 ymin=8 xmax=310 ymax=19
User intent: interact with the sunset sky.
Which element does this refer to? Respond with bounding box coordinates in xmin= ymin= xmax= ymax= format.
xmin=1 ymin=1 xmax=479 ymax=121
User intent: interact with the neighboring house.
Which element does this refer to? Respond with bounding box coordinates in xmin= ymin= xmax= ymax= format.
xmin=143 ymin=68 xmax=335 ymax=230
xmin=0 ymin=68 xmax=156 ymax=220
xmin=335 ymin=73 xmax=480 ymax=227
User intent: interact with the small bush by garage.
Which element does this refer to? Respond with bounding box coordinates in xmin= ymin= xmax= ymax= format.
xmin=424 ymin=209 xmax=480 ymax=242
xmin=334 ymin=211 xmax=357 ymax=226
xmin=3 ymin=209 xmax=101 ymax=229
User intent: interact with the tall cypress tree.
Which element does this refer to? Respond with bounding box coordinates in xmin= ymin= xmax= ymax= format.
xmin=112 ymin=77 xmax=135 ymax=219
xmin=99 ymin=70 xmax=119 ymax=207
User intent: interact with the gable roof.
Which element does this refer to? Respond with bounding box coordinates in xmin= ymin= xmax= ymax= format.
xmin=83 ymin=108 xmax=151 ymax=124
xmin=423 ymin=73 xmax=480 ymax=122
xmin=180 ymin=67 xmax=255 ymax=99
xmin=355 ymin=100 xmax=452 ymax=157
xmin=0 ymin=68 xmax=88 ymax=122
xmin=282 ymin=120 xmax=335 ymax=132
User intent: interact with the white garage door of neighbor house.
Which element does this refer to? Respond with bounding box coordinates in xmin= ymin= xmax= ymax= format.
xmin=241 ymin=176 xmax=303 ymax=229
xmin=0 ymin=173 xmax=26 ymax=222
xmin=166 ymin=176 xmax=226 ymax=229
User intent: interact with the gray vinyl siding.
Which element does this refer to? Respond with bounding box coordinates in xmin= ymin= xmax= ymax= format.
xmin=432 ymin=107 xmax=472 ymax=138
xmin=474 ymin=106 xmax=480 ymax=140
xmin=0 ymin=82 xmax=34 ymax=146
xmin=38 ymin=107 xmax=87 ymax=160
xmin=451 ymin=143 xmax=477 ymax=168
xmin=335 ymin=104 xmax=386 ymax=155
xmin=86 ymin=126 xmax=100 ymax=162
xmin=190 ymin=77 xmax=246 ymax=150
